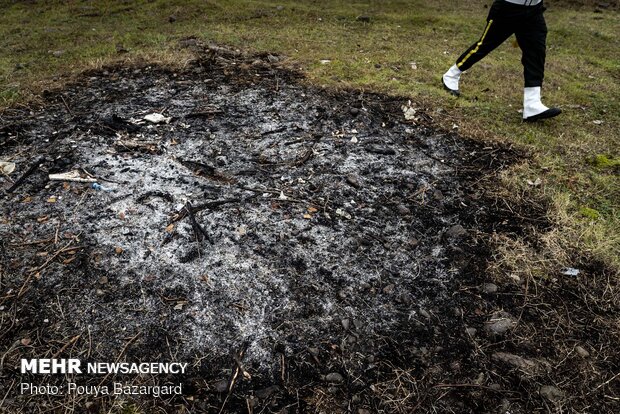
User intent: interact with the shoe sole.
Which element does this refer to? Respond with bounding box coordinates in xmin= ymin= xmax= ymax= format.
xmin=524 ymin=108 xmax=562 ymax=122
xmin=442 ymin=78 xmax=460 ymax=97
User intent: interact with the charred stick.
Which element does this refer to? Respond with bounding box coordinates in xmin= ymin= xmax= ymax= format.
xmin=185 ymin=202 xmax=212 ymax=244
xmin=6 ymin=157 xmax=46 ymax=193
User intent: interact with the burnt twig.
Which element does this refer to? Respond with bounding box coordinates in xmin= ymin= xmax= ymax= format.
xmin=219 ymin=342 xmax=250 ymax=414
xmin=6 ymin=157 xmax=46 ymax=193
xmin=185 ymin=202 xmax=212 ymax=244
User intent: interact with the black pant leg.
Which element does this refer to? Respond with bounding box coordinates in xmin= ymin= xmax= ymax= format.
xmin=455 ymin=2 xmax=515 ymax=71
xmin=515 ymin=7 xmax=547 ymax=87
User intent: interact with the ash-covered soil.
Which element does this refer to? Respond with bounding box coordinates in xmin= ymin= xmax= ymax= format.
xmin=0 ymin=50 xmax=616 ymax=414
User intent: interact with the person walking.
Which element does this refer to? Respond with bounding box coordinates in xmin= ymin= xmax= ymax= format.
xmin=442 ymin=0 xmax=561 ymax=122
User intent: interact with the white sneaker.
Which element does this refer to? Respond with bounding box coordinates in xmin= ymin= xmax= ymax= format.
xmin=442 ymin=64 xmax=462 ymax=96
xmin=523 ymin=87 xmax=561 ymax=122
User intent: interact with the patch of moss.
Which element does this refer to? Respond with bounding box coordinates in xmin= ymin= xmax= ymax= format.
xmin=579 ymin=206 xmax=601 ymax=220
xmin=588 ymin=154 xmax=620 ymax=170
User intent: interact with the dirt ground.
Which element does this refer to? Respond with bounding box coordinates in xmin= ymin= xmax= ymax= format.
xmin=0 ymin=47 xmax=618 ymax=413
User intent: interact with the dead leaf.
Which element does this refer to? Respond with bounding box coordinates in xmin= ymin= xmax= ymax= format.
xmin=21 ymin=338 xmax=32 ymax=346
xmin=23 ymin=196 xmax=32 ymax=203
xmin=63 ymin=257 xmax=76 ymax=265
xmin=47 ymin=196 xmax=57 ymax=203
xmin=115 ymin=247 xmax=123 ymax=254
xmin=165 ymin=223 xmax=175 ymax=233
xmin=37 ymin=215 xmax=49 ymax=223
xmin=303 ymin=214 xmax=312 ymax=219
xmin=307 ymin=207 xmax=318 ymax=213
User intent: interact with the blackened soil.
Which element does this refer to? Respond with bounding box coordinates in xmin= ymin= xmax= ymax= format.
xmin=0 ymin=49 xmax=616 ymax=414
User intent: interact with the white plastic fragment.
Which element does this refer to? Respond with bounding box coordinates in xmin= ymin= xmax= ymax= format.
xmin=144 ymin=113 xmax=172 ymax=124
xmin=0 ymin=161 xmax=16 ymax=175
xmin=561 ymin=268 xmax=580 ymax=277
xmin=49 ymin=170 xmax=97 ymax=183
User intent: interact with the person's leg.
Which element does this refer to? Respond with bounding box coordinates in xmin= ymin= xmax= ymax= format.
xmin=516 ymin=6 xmax=561 ymax=121
xmin=443 ymin=1 xmax=515 ymax=95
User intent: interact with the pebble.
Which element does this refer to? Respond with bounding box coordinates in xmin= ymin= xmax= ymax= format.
xmin=485 ymin=311 xmax=516 ymax=335
xmin=418 ymin=309 xmax=431 ymax=319
xmin=350 ymin=107 xmax=360 ymax=116
xmin=214 ymin=379 xmax=228 ymax=393
xmin=465 ymin=327 xmax=477 ymax=337
xmin=540 ymin=385 xmax=564 ymax=402
xmin=382 ymin=284 xmax=395 ymax=294
xmin=396 ymin=204 xmax=411 ymax=215
xmin=255 ymin=385 xmax=280 ymax=399
xmin=482 ymin=283 xmax=498 ymax=293
xmin=575 ymin=346 xmax=590 ymax=358
xmin=341 ymin=319 xmax=350 ymax=330
xmin=445 ymin=224 xmax=467 ymax=238
xmin=325 ymin=372 xmax=344 ymax=383
xmin=358 ymin=409 xmax=371 ymax=414
xmin=346 ymin=174 xmax=361 ymax=188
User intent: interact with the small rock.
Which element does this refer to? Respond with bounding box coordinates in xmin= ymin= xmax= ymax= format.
xmin=214 ymin=379 xmax=228 ymax=393
xmin=418 ymin=309 xmax=431 ymax=319
xmin=346 ymin=174 xmax=361 ymax=188
xmin=308 ymin=347 xmax=319 ymax=356
xmin=396 ymin=204 xmax=411 ymax=215
xmin=341 ymin=318 xmax=350 ymax=330
xmin=276 ymin=5 xmax=284 ymax=11
xmin=492 ymin=352 xmax=539 ymax=373
xmin=358 ymin=409 xmax=371 ymax=414
xmin=350 ymin=107 xmax=360 ymax=116
xmin=540 ymin=385 xmax=564 ymax=403
xmin=485 ymin=311 xmax=517 ymax=335
xmin=98 ymin=276 xmax=108 ymax=285
xmin=433 ymin=190 xmax=444 ymax=201
xmin=51 ymin=50 xmax=65 ymax=57
xmin=465 ymin=327 xmax=477 ymax=336
xmin=325 ymin=372 xmax=344 ymax=383
xmin=383 ymin=284 xmax=395 ymax=294
xmin=255 ymin=385 xmax=280 ymax=399
xmin=575 ymin=346 xmax=590 ymax=358
xmin=445 ymin=224 xmax=467 ymax=238
xmin=215 ymin=156 xmax=228 ymax=166
xmin=267 ymin=54 xmax=279 ymax=63
xmin=408 ymin=238 xmax=419 ymax=247
xmin=483 ymin=283 xmax=498 ymax=294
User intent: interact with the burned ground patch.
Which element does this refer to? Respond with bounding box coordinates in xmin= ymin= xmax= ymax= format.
xmin=0 ymin=52 xmax=616 ymax=413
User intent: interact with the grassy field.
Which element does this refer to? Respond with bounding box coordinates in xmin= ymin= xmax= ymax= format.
xmin=1 ymin=0 xmax=618 ymax=275
xmin=1 ymin=1 xmax=618 ymax=412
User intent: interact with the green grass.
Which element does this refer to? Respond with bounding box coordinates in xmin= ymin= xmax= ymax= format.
xmin=1 ymin=0 xmax=618 ymax=270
